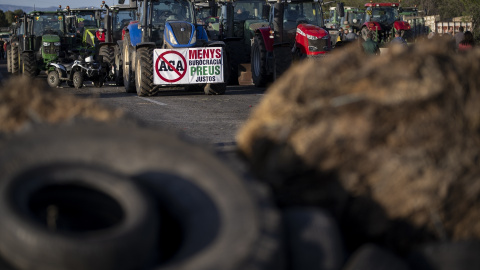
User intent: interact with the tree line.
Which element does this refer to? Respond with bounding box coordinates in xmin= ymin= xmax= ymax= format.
xmin=340 ymin=0 xmax=479 ymax=26
xmin=0 ymin=9 xmax=25 ymax=28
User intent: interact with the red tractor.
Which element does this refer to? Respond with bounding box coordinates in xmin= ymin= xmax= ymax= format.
xmin=360 ymin=2 xmax=412 ymax=43
xmin=251 ymin=0 xmax=331 ymax=87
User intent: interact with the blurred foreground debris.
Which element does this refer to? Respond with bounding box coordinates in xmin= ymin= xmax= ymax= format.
xmin=237 ymin=38 xmax=480 ymax=253
xmin=0 ymin=77 xmax=123 ymax=133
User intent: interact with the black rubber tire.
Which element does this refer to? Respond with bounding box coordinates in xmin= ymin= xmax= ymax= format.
xmin=0 ymin=122 xmax=284 ymax=270
xmin=184 ymin=84 xmax=205 ymax=92
xmin=67 ymin=80 xmax=74 ymax=87
xmin=99 ymin=45 xmax=115 ymax=81
xmin=0 ymin=163 xmax=158 ymax=270
xmin=361 ymin=27 xmax=369 ymax=41
xmin=93 ymin=79 xmax=104 ymax=88
xmin=99 ymin=45 xmax=114 ymax=68
xmin=6 ymin=45 xmax=11 ymax=73
xmin=47 ymin=70 xmax=61 ymax=88
xmin=72 ymin=71 xmax=83 ymax=89
xmin=114 ymin=46 xmax=124 ymax=86
xmin=123 ymin=34 xmax=135 ymax=93
xmin=343 ymin=244 xmax=410 ymax=270
xmin=283 ymin=207 xmax=345 ymax=270
xmin=273 ymin=46 xmax=292 ymax=81
xmin=226 ymin=41 xmax=242 ymax=85
xmin=135 ymin=47 xmax=156 ymax=96
xmin=251 ymin=34 xmax=272 ymax=87
xmin=21 ymin=52 xmax=37 ymax=78
xmin=11 ymin=45 xmax=19 ymax=75
xmin=408 ymin=241 xmax=480 ymax=270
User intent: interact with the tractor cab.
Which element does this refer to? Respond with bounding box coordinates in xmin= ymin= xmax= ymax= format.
xmin=361 ymin=2 xmax=412 ymax=43
xmin=107 ymin=5 xmax=137 ymax=42
xmin=27 ymin=10 xmax=72 ymax=64
xmin=66 ymin=7 xmax=105 ymax=48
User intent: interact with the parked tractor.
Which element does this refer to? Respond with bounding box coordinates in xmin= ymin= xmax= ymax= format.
xmin=121 ymin=0 xmax=229 ymax=96
xmin=343 ymin=7 xmax=365 ymax=34
xmin=251 ymin=0 xmax=330 ymax=87
xmin=66 ymin=7 xmax=105 ymax=54
xmin=12 ymin=9 xmax=76 ymax=78
xmin=325 ymin=3 xmax=347 ymax=45
xmin=99 ymin=1 xmax=137 ymax=85
xmin=360 ymin=2 xmax=412 ymax=44
xmin=215 ymin=0 xmax=270 ymax=84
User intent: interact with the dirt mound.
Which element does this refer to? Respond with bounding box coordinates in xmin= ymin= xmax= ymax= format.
xmin=0 ymin=77 xmax=123 ymax=133
xmin=237 ymin=38 xmax=480 ymax=252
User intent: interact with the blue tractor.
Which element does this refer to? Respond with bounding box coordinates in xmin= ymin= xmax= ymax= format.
xmin=121 ymin=0 xmax=229 ymax=96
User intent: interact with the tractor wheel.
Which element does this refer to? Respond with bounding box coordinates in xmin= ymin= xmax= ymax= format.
xmin=273 ymin=46 xmax=292 ymax=81
xmin=6 ymin=45 xmax=11 ymax=73
xmin=204 ymin=48 xmax=228 ymax=95
xmin=135 ymin=47 xmax=156 ymax=96
xmin=11 ymin=45 xmax=20 ymax=75
xmin=73 ymin=71 xmax=84 ymax=89
xmin=251 ymin=34 xmax=272 ymax=87
xmin=21 ymin=52 xmax=37 ymax=78
xmin=94 ymin=77 xmax=104 ymax=88
xmin=99 ymin=45 xmax=115 ymax=81
xmin=47 ymin=70 xmax=61 ymax=88
xmin=361 ymin=27 xmax=369 ymax=41
xmin=123 ymin=34 xmax=135 ymax=93
xmin=115 ymin=48 xmax=124 ymax=86
xmin=226 ymin=41 xmax=242 ymax=85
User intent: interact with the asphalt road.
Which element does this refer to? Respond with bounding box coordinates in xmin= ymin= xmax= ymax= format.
xmin=0 ymin=59 xmax=267 ymax=150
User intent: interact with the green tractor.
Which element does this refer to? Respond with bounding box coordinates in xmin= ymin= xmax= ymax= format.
xmin=65 ymin=6 xmax=105 ymax=55
xmin=18 ymin=10 xmax=76 ymax=77
xmin=217 ymin=0 xmax=270 ymax=84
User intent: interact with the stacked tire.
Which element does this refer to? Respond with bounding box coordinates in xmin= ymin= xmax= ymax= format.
xmin=0 ymin=122 xmax=283 ymax=270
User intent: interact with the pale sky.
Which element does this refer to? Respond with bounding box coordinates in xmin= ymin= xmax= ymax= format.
xmin=0 ymin=0 xmax=119 ymax=9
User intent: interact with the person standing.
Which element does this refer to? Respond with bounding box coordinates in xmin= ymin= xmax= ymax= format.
xmin=454 ymin=26 xmax=465 ymax=48
xmin=0 ymin=38 xmax=4 ymax=60
xmin=337 ymin=27 xmax=344 ymax=42
xmin=391 ymin=31 xmax=407 ymax=47
xmin=362 ymin=31 xmax=380 ymax=55
xmin=458 ymin=31 xmax=474 ymax=51
xmin=345 ymin=29 xmax=357 ymax=41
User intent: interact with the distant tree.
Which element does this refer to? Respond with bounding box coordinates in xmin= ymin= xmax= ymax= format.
xmin=460 ymin=0 xmax=480 ymax=39
xmin=5 ymin=11 xmax=14 ymax=25
xmin=3 ymin=9 xmax=25 ymax=26
xmin=0 ymin=10 xmax=7 ymax=27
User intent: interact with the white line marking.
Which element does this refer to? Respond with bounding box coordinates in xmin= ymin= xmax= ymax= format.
xmin=136 ymin=96 xmax=167 ymax=106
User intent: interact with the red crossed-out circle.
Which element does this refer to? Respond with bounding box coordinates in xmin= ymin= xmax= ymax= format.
xmin=155 ymin=50 xmax=187 ymax=83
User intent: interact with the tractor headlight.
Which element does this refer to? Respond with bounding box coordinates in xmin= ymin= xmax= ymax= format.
xmin=168 ymin=29 xmax=178 ymax=45
xmin=54 ymin=42 xmax=61 ymax=46
xmin=43 ymin=42 xmax=50 ymax=47
xmin=306 ymin=34 xmax=318 ymax=40
xmin=190 ymin=30 xmax=196 ymax=45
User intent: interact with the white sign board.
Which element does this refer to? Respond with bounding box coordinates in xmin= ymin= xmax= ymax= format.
xmin=153 ymin=47 xmax=224 ymax=85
